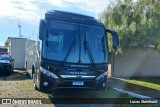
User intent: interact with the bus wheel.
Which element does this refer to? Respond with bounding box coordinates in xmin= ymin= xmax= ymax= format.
xmin=7 ymin=71 xmax=12 ymax=76
xmin=37 ymin=81 xmax=46 ymax=92
xmin=99 ymin=80 xmax=107 ymax=90
xmin=34 ymin=83 xmax=39 ymax=90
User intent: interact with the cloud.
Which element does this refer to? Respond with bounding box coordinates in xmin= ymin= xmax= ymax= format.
xmin=0 ymin=0 xmax=42 ymax=23
xmin=0 ymin=0 xmax=112 ymax=23
xmin=45 ymin=0 xmax=66 ymax=7
xmin=42 ymin=0 xmax=111 ymax=15
xmin=68 ymin=0 xmax=110 ymax=14
xmin=0 ymin=0 xmax=113 ymax=46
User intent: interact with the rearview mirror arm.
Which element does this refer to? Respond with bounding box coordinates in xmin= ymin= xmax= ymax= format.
xmin=105 ymin=29 xmax=119 ymax=49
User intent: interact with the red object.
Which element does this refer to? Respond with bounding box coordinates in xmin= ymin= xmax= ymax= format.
xmin=0 ymin=52 xmax=9 ymax=55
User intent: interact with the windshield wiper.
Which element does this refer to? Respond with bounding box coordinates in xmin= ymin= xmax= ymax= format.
xmin=62 ymin=41 xmax=75 ymax=65
xmin=84 ymin=33 xmax=95 ymax=67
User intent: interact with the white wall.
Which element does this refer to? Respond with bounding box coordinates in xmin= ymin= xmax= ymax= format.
xmin=111 ymin=48 xmax=160 ymax=78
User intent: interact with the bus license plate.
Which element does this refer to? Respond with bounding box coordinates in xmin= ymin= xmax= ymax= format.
xmin=72 ymin=81 xmax=84 ymax=86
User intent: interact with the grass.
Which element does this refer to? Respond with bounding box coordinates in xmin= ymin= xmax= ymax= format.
xmin=0 ymin=70 xmax=50 ymax=98
xmin=90 ymin=86 xmax=132 ymax=98
xmin=0 ymin=80 xmax=50 ymax=98
xmin=0 ymin=70 xmax=132 ymax=99
xmin=2 ymin=70 xmax=159 ymax=107
xmin=124 ymin=78 xmax=160 ymax=90
xmin=109 ymin=77 xmax=160 ymax=99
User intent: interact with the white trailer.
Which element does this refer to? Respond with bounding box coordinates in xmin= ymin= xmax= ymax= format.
xmin=5 ymin=37 xmax=36 ymax=69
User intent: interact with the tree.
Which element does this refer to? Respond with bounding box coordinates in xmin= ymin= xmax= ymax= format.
xmin=99 ymin=0 xmax=160 ymax=52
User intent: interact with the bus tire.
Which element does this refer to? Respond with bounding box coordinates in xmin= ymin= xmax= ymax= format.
xmin=34 ymin=83 xmax=39 ymax=90
xmin=7 ymin=71 xmax=12 ymax=76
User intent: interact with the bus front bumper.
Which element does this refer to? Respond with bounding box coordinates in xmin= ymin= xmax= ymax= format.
xmin=39 ymin=67 xmax=107 ymax=91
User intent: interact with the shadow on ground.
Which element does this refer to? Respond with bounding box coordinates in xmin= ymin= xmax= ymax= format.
xmin=1 ymin=70 xmax=30 ymax=81
xmin=45 ymin=84 xmax=132 ymax=105
xmin=50 ymin=89 xmax=98 ymax=98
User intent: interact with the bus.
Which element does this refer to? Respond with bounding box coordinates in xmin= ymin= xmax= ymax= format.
xmin=25 ymin=10 xmax=119 ymax=91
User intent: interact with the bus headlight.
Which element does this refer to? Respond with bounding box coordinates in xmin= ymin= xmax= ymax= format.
xmin=40 ymin=66 xmax=59 ymax=79
xmin=51 ymin=73 xmax=59 ymax=79
xmin=40 ymin=66 xmax=47 ymax=74
xmin=96 ymin=71 xmax=108 ymax=80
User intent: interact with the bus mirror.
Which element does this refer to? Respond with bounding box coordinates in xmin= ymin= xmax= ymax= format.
xmin=111 ymin=31 xmax=119 ymax=49
xmin=105 ymin=29 xmax=119 ymax=49
xmin=39 ymin=19 xmax=47 ymax=40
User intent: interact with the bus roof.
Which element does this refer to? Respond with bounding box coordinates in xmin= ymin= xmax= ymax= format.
xmin=45 ymin=10 xmax=104 ymax=26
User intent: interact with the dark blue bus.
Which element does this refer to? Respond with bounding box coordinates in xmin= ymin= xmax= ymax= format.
xmin=26 ymin=10 xmax=119 ymax=91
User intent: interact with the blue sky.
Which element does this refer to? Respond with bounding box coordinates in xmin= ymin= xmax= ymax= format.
xmin=0 ymin=0 xmax=114 ymax=46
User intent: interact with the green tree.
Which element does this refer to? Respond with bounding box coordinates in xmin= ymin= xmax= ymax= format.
xmin=99 ymin=0 xmax=160 ymax=52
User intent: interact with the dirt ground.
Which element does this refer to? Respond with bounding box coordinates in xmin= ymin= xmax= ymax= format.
xmin=0 ymin=70 xmax=130 ymax=99
xmin=0 ymin=70 xmax=159 ymax=107
xmin=0 ymin=70 xmax=125 ymax=107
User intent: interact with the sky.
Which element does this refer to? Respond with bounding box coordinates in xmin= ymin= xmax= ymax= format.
xmin=0 ymin=0 xmax=115 ymax=46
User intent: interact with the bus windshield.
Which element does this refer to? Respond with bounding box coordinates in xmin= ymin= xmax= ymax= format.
xmin=42 ymin=20 xmax=108 ymax=64
xmin=80 ymin=24 xmax=107 ymax=64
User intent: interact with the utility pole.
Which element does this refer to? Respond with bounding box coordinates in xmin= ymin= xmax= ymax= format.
xmin=18 ymin=20 xmax=22 ymax=38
